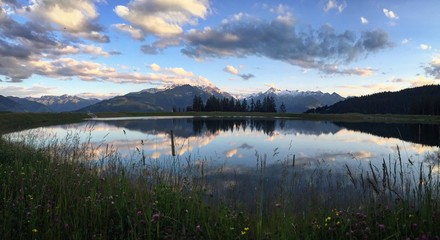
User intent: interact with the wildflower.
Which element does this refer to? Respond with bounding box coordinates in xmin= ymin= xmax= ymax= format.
xmin=325 ymin=216 xmax=332 ymax=222
xmin=151 ymin=213 xmax=160 ymax=223
xmin=378 ymin=224 xmax=385 ymax=230
xmin=241 ymin=231 xmax=246 ymax=235
xmin=196 ymin=225 xmax=201 ymax=232
xmin=32 ymin=228 xmax=38 ymax=233
xmin=136 ymin=210 xmax=142 ymax=216
xmin=244 ymin=227 xmax=249 ymax=231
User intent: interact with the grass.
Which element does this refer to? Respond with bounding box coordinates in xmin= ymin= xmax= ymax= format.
xmin=2 ymin=112 xmax=440 ymax=239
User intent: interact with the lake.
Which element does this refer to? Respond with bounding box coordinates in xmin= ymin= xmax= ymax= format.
xmin=9 ymin=116 xmax=440 ymax=211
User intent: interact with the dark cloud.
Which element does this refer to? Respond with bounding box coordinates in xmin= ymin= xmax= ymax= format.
xmin=239 ymin=73 xmax=255 ymax=80
xmin=238 ymin=143 xmax=254 ymax=149
xmin=141 ymin=44 xmax=160 ymax=55
xmin=425 ymin=62 xmax=440 ymax=79
xmin=109 ymin=50 xmax=122 ymax=55
xmin=182 ymin=16 xmax=393 ymax=72
xmin=0 ymin=57 xmax=33 ymax=82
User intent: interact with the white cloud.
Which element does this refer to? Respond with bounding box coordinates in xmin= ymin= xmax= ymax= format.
xmin=223 ymin=65 xmax=239 ymax=75
xmin=383 ymin=8 xmax=399 ymax=20
xmin=24 ymin=58 xmax=215 ymax=87
xmin=0 ymin=85 xmax=57 ymax=98
xmin=149 ymin=63 xmax=161 ymax=72
xmin=224 ymin=149 xmax=238 ymax=158
xmin=419 ymin=44 xmax=432 ymax=50
xmin=113 ymin=23 xmax=144 ymax=40
xmin=165 ymin=67 xmax=193 ymax=77
xmin=409 ymin=76 xmax=437 ymax=87
xmin=114 ymin=0 xmax=210 ymax=37
xmin=79 ymin=44 xmax=110 ymax=56
xmin=360 ymin=17 xmax=368 ymax=25
xmin=22 ymin=0 xmax=108 ymax=42
xmin=324 ymin=0 xmax=347 ymax=13
xmin=223 ymin=65 xmax=255 ymax=80
xmin=401 ymin=38 xmax=410 ymax=44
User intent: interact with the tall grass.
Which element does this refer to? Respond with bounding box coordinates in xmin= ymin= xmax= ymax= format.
xmin=2 ymin=128 xmax=440 ymax=239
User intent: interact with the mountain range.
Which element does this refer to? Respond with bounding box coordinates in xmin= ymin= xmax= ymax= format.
xmin=79 ymin=84 xmax=233 ymax=113
xmin=308 ymin=85 xmax=440 ymax=115
xmin=1 ymin=84 xmax=343 ymax=113
xmin=247 ymin=87 xmax=344 ymax=113
xmin=0 ymin=95 xmax=100 ymax=113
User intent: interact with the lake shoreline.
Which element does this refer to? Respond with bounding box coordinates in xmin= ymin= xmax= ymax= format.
xmin=2 ymin=111 xmax=440 ymax=134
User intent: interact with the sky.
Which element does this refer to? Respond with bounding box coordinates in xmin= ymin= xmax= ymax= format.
xmin=0 ymin=0 xmax=439 ymax=99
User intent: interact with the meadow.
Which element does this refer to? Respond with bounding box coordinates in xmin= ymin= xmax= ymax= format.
xmin=1 ymin=112 xmax=440 ymax=239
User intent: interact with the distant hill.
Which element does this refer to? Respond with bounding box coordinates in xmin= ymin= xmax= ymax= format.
xmin=26 ymin=95 xmax=101 ymax=112
xmin=247 ymin=88 xmax=344 ymax=113
xmin=79 ymin=84 xmax=233 ymax=113
xmin=308 ymin=85 xmax=440 ymax=115
xmin=0 ymin=95 xmax=25 ymax=112
xmin=8 ymin=96 xmax=51 ymax=112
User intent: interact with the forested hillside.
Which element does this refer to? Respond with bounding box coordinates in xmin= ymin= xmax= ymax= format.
xmin=308 ymin=85 xmax=440 ymax=115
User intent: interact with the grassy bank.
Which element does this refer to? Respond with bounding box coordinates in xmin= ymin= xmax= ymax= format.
xmin=2 ymin=113 xmax=440 ymax=239
xmin=0 ymin=112 xmax=88 ymax=134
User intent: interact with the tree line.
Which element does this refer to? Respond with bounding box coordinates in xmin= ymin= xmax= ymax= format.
xmin=309 ymin=85 xmax=440 ymax=115
xmin=186 ymin=95 xmax=285 ymax=113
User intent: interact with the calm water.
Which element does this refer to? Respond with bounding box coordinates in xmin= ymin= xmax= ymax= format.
xmin=21 ymin=117 xmax=439 ymax=167
xmin=10 ymin=117 xmax=440 ymax=209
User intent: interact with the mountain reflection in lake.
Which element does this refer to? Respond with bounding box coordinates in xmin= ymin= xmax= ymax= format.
xmin=11 ymin=117 xmax=440 ymax=211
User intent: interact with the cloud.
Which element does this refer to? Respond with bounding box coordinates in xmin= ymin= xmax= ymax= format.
xmin=238 ymin=143 xmax=253 ymax=149
xmin=1 ymin=56 xmax=214 ymax=87
xmin=182 ymin=14 xmax=392 ymax=75
xmin=223 ymin=65 xmax=239 ymax=75
xmin=0 ymin=85 xmax=56 ymax=98
xmin=324 ymin=0 xmax=347 ymax=13
xmin=149 ymin=63 xmax=161 ymax=72
xmin=401 ymin=38 xmax=410 ymax=44
xmin=319 ymin=66 xmax=374 ymax=76
xmin=223 ymin=65 xmax=255 ymax=80
xmin=360 ymin=17 xmax=368 ymax=25
xmin=113 ymin=23 xmax=144 ymax=40
xmin=22 ymin=0 xmax=109 ymax=42
xmin=239 ymin=73 xmax=255 ymax=80
xmin=164 ymin=67 xmax=193 ymax=77
xmin=409 ymin=76 xmax=437 ymax=87
xmin=336 ymin=83 xmax=402 ymax=97
xmin=76 ymin=92 xmax=120 ymax=100
xmin=424 ymin=56 xmax=440 ymax=79
xmin=140 ymin=38 xmax=182 ymax=55
xmin=224 ymin=148 xmax=238 ymax=158
xmin=419 ymin=44 xmax=432 ymax=50
xmin=0 ymin=9 xmax=117 ymax=82
xmin=114 ymin=0 xmax=210 ymax=37
xmin=389 ymin=78 xmax=404 ymax=83
xmin=383 ymin=8 xmax=399 ymax=20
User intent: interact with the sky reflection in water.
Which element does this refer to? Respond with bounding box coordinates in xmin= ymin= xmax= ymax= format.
xmin=17 ymin=117 xmax=440 ymax=173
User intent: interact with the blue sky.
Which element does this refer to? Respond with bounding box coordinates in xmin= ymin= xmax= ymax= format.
xmin=0 ymin=0 xmax=439 ymax=99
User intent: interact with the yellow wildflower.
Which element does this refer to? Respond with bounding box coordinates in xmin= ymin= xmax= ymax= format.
xmin=32 ymin=228 xmax=38 ymax=233
xmin=241 ymin=231 xmax=246 ymax=235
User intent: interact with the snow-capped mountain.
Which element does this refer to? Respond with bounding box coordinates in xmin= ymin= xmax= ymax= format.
xmin=79 ymin=84 xmax=232 ymax=113
xmin=26 ymin=95 xmax=101 ymax=112
xmin=247 ymin=88 xmax=344 ymax=113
